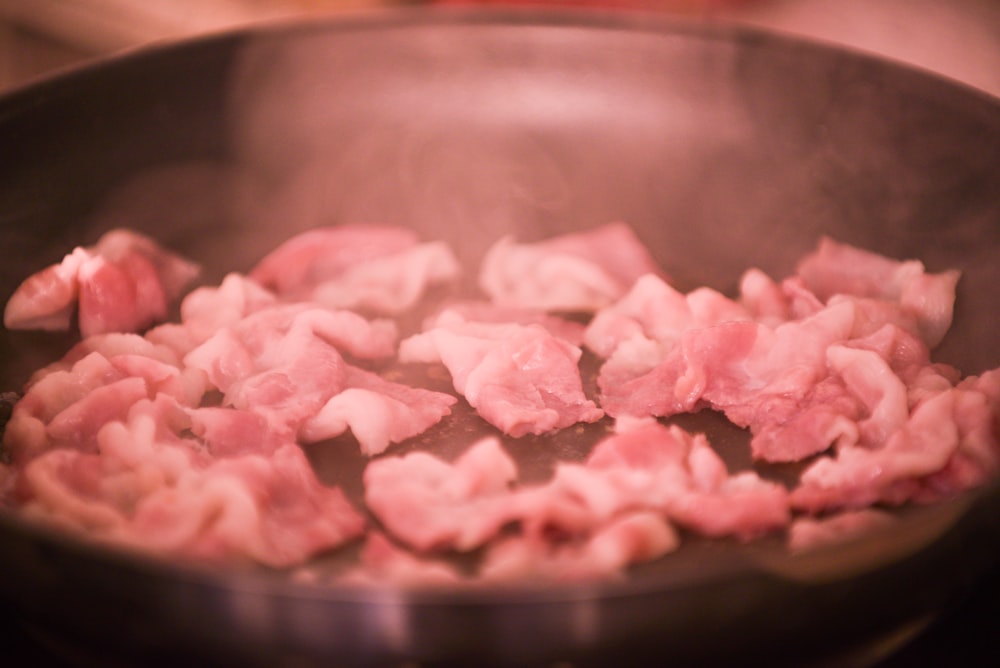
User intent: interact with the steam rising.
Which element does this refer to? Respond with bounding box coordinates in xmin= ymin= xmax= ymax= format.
xmin=78 ymin=20 xmax=1000 ymax=376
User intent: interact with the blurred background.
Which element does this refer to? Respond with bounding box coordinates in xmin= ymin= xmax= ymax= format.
xmin=1 ymin=0 xmax=1000 ymax=97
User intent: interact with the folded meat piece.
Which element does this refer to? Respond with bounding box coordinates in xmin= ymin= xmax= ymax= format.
xmin=399 ymin=313 xmax=603 ymax=437
xmin=16 ymin=397 xmax=365 ymax=568
xmin=300 ymin=364 xmax=457 ymax=456
xmin=2 ymin=348 xmax=203 ymax=465
xmin=337 ymin=532 xmax=465 ymax=586
xmin=422 ymin=300 xmax=588 ymax=347
xmin=365 ymin=419 xmax=789 ymax=561
xmin=584 ymin=273 xmax=751 ymax=360
xmin=249 ymin=225 xmax=460 ymax=315
xmin=790 ymin=374 xmax=1000 ymax=512
xmin=479 ymin=221 xmax=665 ymax=312
xmin=364 ymin=436 xmax=520 ymax=552
xmin=579 ymin=417 xmax=791 ymax=540
xmin=796 ymin=236 xmax=961 ymax=348
xmin=248 ymin=224 xmax=419 ymax=294
xmin=3 ymin=229 xmax=200 ymax=337
xmin=480 ymin=511 xmax=679 ymax=582
xmin=310 ymin=240 xmax=460 ymax=315
xmin=183 ymin=305 xmax=398 ymax=434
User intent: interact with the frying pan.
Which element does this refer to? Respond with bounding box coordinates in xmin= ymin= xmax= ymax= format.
xmin=1 ymin=8 xmax=999 ymax=667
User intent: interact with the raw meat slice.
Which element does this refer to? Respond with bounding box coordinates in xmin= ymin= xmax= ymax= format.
xmin=3 ymin=352 xmax=129 ymax=462
xmin=248 ymin=224 xmax=419 ymax=294
xmin=179 ymin=273 xmax=278 ymax=344
xmin=92 ymin=229 xmax=200 ymax=300
xmin=796 ymin=237 xmax=960 ymax=347
xmin=480 ymin=511 xmax=679 ymax=582
xmin=452 ymin=418 xmax=788 ymax=546
xmin=16 ymin=396 xmax=203 ymax=532
xmin=598 ymin=300 xmax=886 ymax=462
xmin=4 ymin=229 xmax=200 ymax=336
xmin=400 ymin=318 xmax=603 ymax=436
xmin=2 ymin=247 xmax=90 ymax=331
xmin=25 ymin=332 xmax=183 ymax=386
xmin=19 ymin=398 xmax=364 ymax=568
xmin=128 ymin=443 xmax=364 ymax=567
xmin=188 ymin=406 xmax=286 ymax=458
xmin=364 ymin=436 xmax=519 ymax=552
xmin=422 ymin=301 xmax=587 ymax=347
xmin=788 ymin=385 xmax=995 ymax=512
xmin=309 ymin=240 xmax=461 ymax=315
xmin=223 ymin=321 xmax=348 ymax=430
xmin=77 ymin=252 xmax=169 ymax=338
xmin=44 ymin=376 xmax=150 ymax=453
xmin=737 ymin=269 xmax=826 ymax=326
xmin=584 ymin=418 xmax=790 ymax=539
xmin=251 ymin=226 xmax=461 ymax=315
xmin=479 ymin=221 xmax=664 ymax=312
xmin=338 ymin=532 xmax=464 ymax=586
xmin=583 ymin=274 xmax=749 ymax=360
xmin=299 ymin=365 xmax=457 ymax=456
xmin=19 ymin=449 xmax=125 ymax=531
xmin=183 ymin=305 xmax=397 ymax=432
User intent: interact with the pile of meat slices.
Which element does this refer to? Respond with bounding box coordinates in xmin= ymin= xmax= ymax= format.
xmin=1 ymin=222 xmax=998 ymax=584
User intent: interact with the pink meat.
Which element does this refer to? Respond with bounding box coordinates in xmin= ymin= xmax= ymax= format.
xmin=308 ymin=240 xmax=461 ymax=315
xmin=2 ymin=247 xmax=90 ymax=331
xmin=363 ymin=436 xmax=519 ymax=552
xmin=479 ymin=221 xmax=665 ymax=312
xmin=738 ymin=269 xmax=826 ymax=326
xmin=299 ymin=365 xmax=457 ymax=456
xmin=363 ymin=428 xmax=692 ymax=568
xmin=109 ymin=354 xmax=207 ymax=407
xmin=796 ymin=237 xmax=960 ymax=347
xmin=3 ymin=352 xmax=129 ymax=462
xmin=476 ymin=418 xmax=788 ymax=544
xmin=480 ymin=511 xmax=679 ymax=582
xmin=183 ymin=305 xmax=397 ymax=432
xmin=584 ymin=418 xmax=790 ymax=539
xmin=207 ymin=304 xmax=397 ymax=363
xmin=45 ymin=377 xmax=150 ymax=453
xmin=400 ymin=319 xmax=603 ymax=437
xmin=598 ymin=300 xmax=897 ymax=462
xmin=2 ymin=224 xmax=992 ymax=583
xmin=224 ymin=322 xmax=348 ymax=429
xmin=27 ymin=333 xmax=183 ymax=385
xmin=188 ymin=406 xmax=286 ymax=458
xmin=249 ymin=225 xmax=460 ymax=315
xmin=583 ymin=274 xmax=750 ymax=360
xmin=248 ymin=224 xmax=420 ymax=295
xmin=16 ymin=396 xmax=204 ymax=531
xmin=339 ymin=532 xmax=464 ymax=586
xmin=129 ymin=443 xmax=364 ymax=567
xmin=179 ymin=273 xmax=277 ymax=344
xmin=93 ymin=229 xmax=200 ymax=300
xmin=788 ymin=382 xmax=999 ymax=512
xmin=424 ymin=302 xmax=587 ymax=347
xmin=3 ymin=229 xmax=200 ymax=336
xmin=78 ymin=252 xmax=169 ymax=338
xmin=18 ymin=449 xmax=125 ymax=530
xmin=17 ymin=390 xmax=364 ymax=568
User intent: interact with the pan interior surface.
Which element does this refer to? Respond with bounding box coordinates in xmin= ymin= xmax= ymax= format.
xmin=0 ymin=9 xmax=999 ymax=667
